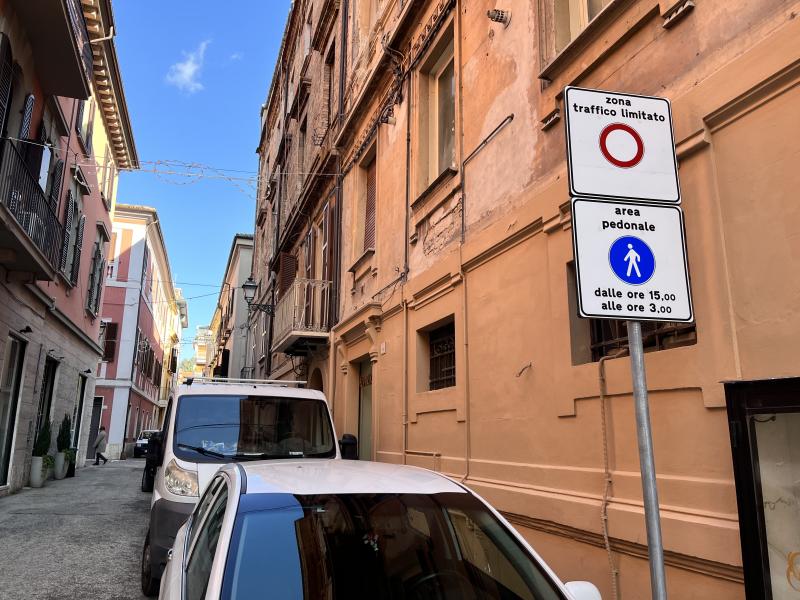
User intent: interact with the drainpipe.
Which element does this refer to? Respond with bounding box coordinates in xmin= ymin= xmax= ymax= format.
xmin=328 ymin=0 xmax=348 ymax=412
xmin=402 ymin=74 xmax=412 ymax=464
xmin=598 ymin=349 xmax=626 ymax=600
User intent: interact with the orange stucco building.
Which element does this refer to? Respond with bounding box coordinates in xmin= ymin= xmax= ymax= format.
xmin=252 ymin=0 xmax=800 ymax=596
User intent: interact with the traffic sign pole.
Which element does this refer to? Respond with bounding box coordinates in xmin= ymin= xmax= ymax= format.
xmin=628 ymin=320 xmax=668 ymax=600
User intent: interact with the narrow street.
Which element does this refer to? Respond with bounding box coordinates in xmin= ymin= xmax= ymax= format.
xmin=0 ymin=460 xmax=149 ymax=600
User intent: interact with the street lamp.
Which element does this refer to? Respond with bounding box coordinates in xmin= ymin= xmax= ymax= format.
xmin=242 ymin=276 xmax=274 ymax=315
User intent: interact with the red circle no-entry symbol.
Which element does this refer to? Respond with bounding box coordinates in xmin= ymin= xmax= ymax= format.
xmin=599 ymin=123 xmax=645 ymax=168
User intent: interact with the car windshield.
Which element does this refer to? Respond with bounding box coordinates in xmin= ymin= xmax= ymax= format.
xmin=222 ymin=492 xmax=566 ymax=600
xmin=139 ymin=431 xmax=155 ymax=440
xmin=173 ymin=394 xmax=335 ymax=462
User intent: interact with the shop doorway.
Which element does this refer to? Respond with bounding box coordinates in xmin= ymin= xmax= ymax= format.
xmin=358 ymin=361 xmax=373 ymax=460
xmin=0 ymin=337 xmax=26 ymax=486
xmin=726 ymin=378 xmax=800 ymax=599
xmin=86 ymin=397 xmax=103 ymax=460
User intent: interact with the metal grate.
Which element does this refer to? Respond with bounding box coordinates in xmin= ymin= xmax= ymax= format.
xmin=590 ymin=320 xmax=696 ymax=362
xmin=429 ymin=322 xmax=456 ymax=390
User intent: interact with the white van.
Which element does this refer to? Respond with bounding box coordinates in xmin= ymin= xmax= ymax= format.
xmin=140 ymin=377 xmax=356 ymax=596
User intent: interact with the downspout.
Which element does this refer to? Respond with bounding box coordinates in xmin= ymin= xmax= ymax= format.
xmin=402 ymin=74 xmax=411 ymax=464
xmin=329 ymin=0 xmax=348 ymax=414
xmin=598 ymin=349 xmax=626 ymax=600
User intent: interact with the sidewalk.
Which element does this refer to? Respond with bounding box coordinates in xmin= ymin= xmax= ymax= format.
xmin=0 ymin=459 xmax=150 ymax=600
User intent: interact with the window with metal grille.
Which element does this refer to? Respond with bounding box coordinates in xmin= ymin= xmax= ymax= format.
xmin=565 ymin=262 xmax=696 ymax=363
xmin=429 ymin=321 xmax=456 ymax=390
xmin=589 ymin=320 xmax=697 ymax=362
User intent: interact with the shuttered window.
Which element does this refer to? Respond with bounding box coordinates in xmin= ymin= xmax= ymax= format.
xmin=0 ymin=34 xmax=13 ymax=137
xmin=278 ymin=252 xmax=297 ymax=297
xmin=18 ymin=94 xmax=34 ymax=139
xmin=103 ymin=323 xmax=118 ymax=362
xmin=363 ymin=157 xmax=376 ymax=251
xmin=47 ymin=159 xmax=64 ymax=210
xmin=60 ymin=191 xmax=76 ymax=273
xmin=70 ymin=214 xmax=86 ymax=285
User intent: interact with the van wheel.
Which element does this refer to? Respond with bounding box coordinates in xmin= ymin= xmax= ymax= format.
xmin=141 ymin=466 xmax=154 ymax=493
xmin=141 ymin=532 xmax=160 ymax=597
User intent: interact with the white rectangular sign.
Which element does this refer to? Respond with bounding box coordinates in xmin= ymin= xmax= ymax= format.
xmin=572 ymin=198 xmax=693 ymax=322
xmin=565 ymin=86 xmax=681 ymax=204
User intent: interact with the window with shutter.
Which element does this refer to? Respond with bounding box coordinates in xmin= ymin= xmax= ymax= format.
xmin=86 ymin=240 xmax=99 ymax=310
xmin=363 ymin=157 xmax=376 ymax=251
xmin=47 ymin=159 xmax=64 ymax=210
xmin=278 ymin=252 xmax=297 ymax=297
xmin=103 ymin=323 xmax=118 ymax=362
xmin=60 ymin=191 xmax=76 ymax=273
xmin=0 ymin=34 xmax=13 ymax=137
xmin=70 ymin=214 xmax=86 ymax=285
xmin=18 ymin=94 xmax=34 ymax=139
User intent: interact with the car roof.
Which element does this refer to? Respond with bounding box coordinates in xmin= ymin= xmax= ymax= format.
xmin=236 ymin=460 xmax=466 ymax=496
xmin=175 ymin=382 xmax=327 ymax=401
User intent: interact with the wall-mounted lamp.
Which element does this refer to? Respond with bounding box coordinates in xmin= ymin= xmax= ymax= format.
xmin=487 ymin=9 xmax=511 ymax=27
xmin=18 ymin=326 xmax=32 ymax=334
xmin=242 ymin=276 xmax=274 ymax=315
xmin=83 ymin=369 xmax=92 ymax=374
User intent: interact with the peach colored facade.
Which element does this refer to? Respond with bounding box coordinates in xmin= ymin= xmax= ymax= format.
xmin=252 ymin=0 xmax=800 ymax=597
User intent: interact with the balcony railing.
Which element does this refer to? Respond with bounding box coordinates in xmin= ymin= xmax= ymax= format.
xmin=0 ymin=139 xmax=63 ymax=270
xmin=273 ymin=278 xmax=332 ymax=353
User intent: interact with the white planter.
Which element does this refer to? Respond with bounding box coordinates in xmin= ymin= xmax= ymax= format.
xmin=29 ymin=456 xmax=44 ymax=488
xmin=54 ymin=452 xmax=66 ymax=480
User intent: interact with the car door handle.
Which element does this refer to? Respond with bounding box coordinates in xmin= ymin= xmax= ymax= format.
xmin=167 ymin=549 xmax=173 ymax=562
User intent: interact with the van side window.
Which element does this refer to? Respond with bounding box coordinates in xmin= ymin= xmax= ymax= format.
xmin=185 ymin=484 xmax=228 ymax=600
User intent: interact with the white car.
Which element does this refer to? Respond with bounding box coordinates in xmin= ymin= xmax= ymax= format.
xmin=159 ymin=460 xmax=602 ymax=600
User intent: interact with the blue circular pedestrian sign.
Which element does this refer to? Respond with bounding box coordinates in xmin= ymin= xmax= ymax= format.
xmin=608 ymin=236 xmax=655 ymax=285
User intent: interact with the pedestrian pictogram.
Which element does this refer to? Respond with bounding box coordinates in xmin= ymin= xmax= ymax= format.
xmin=565 ymin=86 xmax=680 ymax=204
xmin=599 ymin=123 xmax=645 ymax=168
xmin=609 ymin=236 xmax=655 ymax=284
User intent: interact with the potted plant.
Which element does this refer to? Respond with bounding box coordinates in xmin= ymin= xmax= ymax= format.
xmin=43 ymin=454 xmax=55 ymax=480
xmin=54 ymin=414 xmax=71 ymax=479
xmin=64 ymin=448 xmax=77 ymax=478
xmin=30 ymin=420 xmax=51 ymax=488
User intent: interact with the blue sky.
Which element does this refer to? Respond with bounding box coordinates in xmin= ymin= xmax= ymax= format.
xmin=113 ymin=1 xmax=291 ymax=358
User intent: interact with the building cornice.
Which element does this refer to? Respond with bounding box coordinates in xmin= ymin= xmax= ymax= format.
xmin=81 ymin=0 xmax=139 ymax=169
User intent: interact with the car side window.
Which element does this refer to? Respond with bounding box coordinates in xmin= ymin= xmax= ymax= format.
xmin=185 ymin=485 xmax=228 ymax=600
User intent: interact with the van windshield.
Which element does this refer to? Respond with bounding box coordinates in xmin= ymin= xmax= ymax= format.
xmin=173 ymin=395 xmax=336 ymax=462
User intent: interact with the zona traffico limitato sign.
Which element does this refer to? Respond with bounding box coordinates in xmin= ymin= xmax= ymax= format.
xmin=564 ymin=86 xmax=681 ymax=204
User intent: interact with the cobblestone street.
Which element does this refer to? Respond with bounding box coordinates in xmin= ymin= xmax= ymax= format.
xmin=0 ymin=460 xmax=149 ymax=600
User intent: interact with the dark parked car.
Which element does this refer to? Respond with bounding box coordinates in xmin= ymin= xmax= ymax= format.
xmin=133 ymin=430 xmax=160 ymax=458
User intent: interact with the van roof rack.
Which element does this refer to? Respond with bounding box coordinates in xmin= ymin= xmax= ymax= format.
xmin=183 ymin=377 xmax=307 ymax=387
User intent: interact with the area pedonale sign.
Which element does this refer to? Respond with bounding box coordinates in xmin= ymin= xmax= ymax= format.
xmin=564 ymin=86 xmax=681 ymax=204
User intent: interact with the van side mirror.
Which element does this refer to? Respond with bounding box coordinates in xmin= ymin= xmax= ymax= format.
xmin=339 ymin=434 xmax=358 ymax=460
xmin=564 ymin=581 xmax=602 ymax=600
xmin=145 ymin=431 xmax=165 ymax=467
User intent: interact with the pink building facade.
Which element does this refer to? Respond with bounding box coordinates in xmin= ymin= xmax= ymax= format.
xmin=95 ymin=205 xmax=187 ymax=459
xmin=0 ymin=0 xmax=137 ymax=493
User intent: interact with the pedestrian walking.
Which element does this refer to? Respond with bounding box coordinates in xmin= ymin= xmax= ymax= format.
xmin=93 ymin=426 xmax=108 ymax=465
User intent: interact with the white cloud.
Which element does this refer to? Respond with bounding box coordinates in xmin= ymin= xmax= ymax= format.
xmin=229 ymin=52 xmax=243 ymax=61
xmin=166 ymin=40 xmax=210 ymax=93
